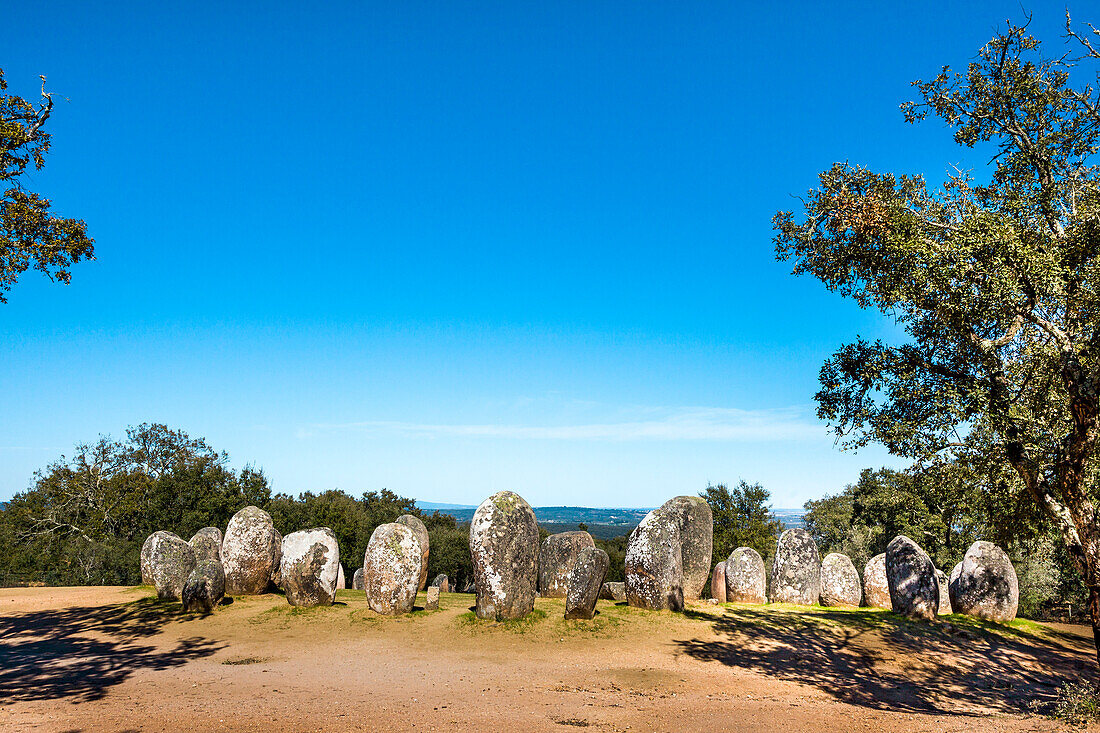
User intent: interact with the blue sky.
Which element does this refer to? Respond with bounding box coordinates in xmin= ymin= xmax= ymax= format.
xmin=0 ymin=2 xmax=1067 ymax=506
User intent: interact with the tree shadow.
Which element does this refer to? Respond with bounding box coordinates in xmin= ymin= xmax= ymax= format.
xmin=0 ymin=596 xmax=223 ymax=704
xmin=674 ymin=606 xmax=1093 ymax=717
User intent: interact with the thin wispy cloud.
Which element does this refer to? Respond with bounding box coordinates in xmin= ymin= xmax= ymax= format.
xmin=309 ymin=405 xmax=824 ymax=442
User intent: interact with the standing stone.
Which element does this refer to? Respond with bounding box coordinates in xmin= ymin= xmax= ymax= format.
xmin=426 ymin=585 xmax=440 ymax=610
xmin=948 ymin=561 xmax=963 ymax=610
xmin=222 ymin=506 xmax=280 ymax=596
xmin=599 ymin=581 xmax=626 ymax=601
xmin=725 ymin=547 xmax=767 ymax=604
xmin=352 ymin=567 xmax=365 ymax=591
xmin=140 ymin=533 xmax=159 ymax=585
xmin=469 ymin=491 xmax=539 ymax=621
xmin=396 ymin=514 xmax=430 ymax=591
xmin=538 ymin=531 xmax=595 ymax=598
xmin=886 ymin=535 xmax=939 ymax=621
xmin=148 ymin=532 xmax=197 ymax=601
xmin=189 ymin=527 xmax=223 ymax=564
xmin=430 ymin=573 xmax=450 ymax=593
xmin=657 ymin=496 xmax=714 ymax=600
xmin=935 ymin=569 xmax=952 ymax=615
xmin=565 ymin=547 xmax=609 ymax=620
xmin=336 ymin=564 xmax=346 ymax=590
xmin=625 ymin=508 xmax=684 ymax=611
xmin=270 ymin=529 xmax=283 ymax=590
xmin=710 ymin=561 xmax=728 ymax=603
xmin=280 ymin=527 xmax=341 ymax=607
xmin=951 ymin=541 xmax=1019 ymax=622
xmin=770 ymin=529 xmax=821 ymax=605
xmin=863 ymin=554 xmax=891 ymax=609
xmin=819 ymin=553 xmax=861 ymax=607
xmin=182 ymin=560 xmax=226 ymax=613
xmin=364 ymin=523 xmax=422 ymax=615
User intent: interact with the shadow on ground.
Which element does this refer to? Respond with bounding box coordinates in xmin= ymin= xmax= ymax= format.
xmin=674 ymin=606 xmax=1094 ymax=717
xmin=0 ymin=596 xmax=223 ymax=704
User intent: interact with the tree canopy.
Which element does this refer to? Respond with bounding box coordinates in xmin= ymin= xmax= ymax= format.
xmin=700 ymin=481 xmax=783 ymax=567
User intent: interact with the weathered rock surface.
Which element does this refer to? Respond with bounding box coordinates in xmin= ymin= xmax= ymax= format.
xmin=819 ymin=553 xmax=861 ymax=607
xmin=770 ymin=529 xmax=821 ymax=605
xmin=426 ymin=585 xmax=440 ymax=610
xmin=140 ymin=533 xmax=158 ymax=585
xmin=950 ymin=541 xmax=1019 ymax=622
xmin=270 ymin=529 xmax=283 ymax=590
xmin=336 ymin=564 xmax=346 ymax=590
xmin=189 ymin=527 xmax=223 ymax=564
xmin=430 ymin=574 xmax=450 ymax=593
xmin=538 ymin=531 xmax=595 ymax=598
xmin=352 ymin=567 xmax=365 ymax=591
xmin=564 ymin=546 xmax=609 ymax=620
xmin=469 ymin=491 xmax=539 ymax=620
xmin=710 ymin=561 xmax=727 ymax=602
xmin=182 ymin=560 xmax=226 ymax=613
xmin=862 ymin=554 xmax=890 ymax=610
xmin=935 ymin=569 xmax=952 ymax=615
xmin=280 ymin=527 xmax=341 ymax=607
xmin=725 ymin=547 xmax=767 ymax=604
xmin=396 ymin=514 xmax=430 ymax=590
xmin=625 ymin=508 xmax=684 ymax=611
xmin=657 ymin=496 xmax=713 ymax=600
xmin=147 ymin=531 xmax=197 ymax=601
xmin=886 ymin=535 xmax=939 ymax=620
xmin=222 ymin=506 xmax=280 ymax=595
xmin=364 ymin=523 xmax=422 ymax=615
xmin=599 ymin=582 xmax=626 ymax=601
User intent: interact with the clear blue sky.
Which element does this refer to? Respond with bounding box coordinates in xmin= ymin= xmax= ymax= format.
xmin=0 ymin=2 xmax=1065 ymax=506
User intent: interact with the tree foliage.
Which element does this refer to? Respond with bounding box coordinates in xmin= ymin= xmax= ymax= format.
xmin=700 ymin=481 xmax=783 ymax=567
xmin=0 ymin=69 xmax=93 ymax=301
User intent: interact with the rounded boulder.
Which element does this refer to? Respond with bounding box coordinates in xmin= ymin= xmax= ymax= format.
xmin=280 ymin=527 xmax=341 ymax=607
xmin=538 ymin=531 xmax=595 ymax=598
xmin=222 ymin=506 xmax=280 ymax=596
xmin=395 ymin=514 xmax=430 ymax=590
xmin=710 ymin=561 xmax=727 ymax=603
xmin=625 ymin=508 xmax=684 ymax=611
xmin=885 ymin=535 xmax=939 ymax=620
xmin=951 ymin=541 xmax=1019 ymax=622
xmin=770 ymin=529 xmax=821 ymax=605
xmin=862 ymin=554 xmax=890 ymax=609
xmin=148 ymin=531 xmax=197 ymax=601
xmin=468 ymin=491 xmax=539 ymax=620
xmin=364 ymin=523 xmax=423 ymax=615
xmin=564 ymin=546 xmax=610 ymax=620
xmin=430 ymin=573 xmax=450 ymax=593
xmin=725 ymin=547 xmax=766 ymax=604
xmin=599 ymin=581 xmax=626 ymax=601
xmin=352 ymin=567 xmax=365 ymax=591
xmin=819 ymin=553 xmax=861 ymax=607
xmin=189 ymin=527 xmax=223 ymax=565
xmin=657 ymin=496 xmax=713 ymax=600
xmin=182 ymin=560 xmax=226 ymax=614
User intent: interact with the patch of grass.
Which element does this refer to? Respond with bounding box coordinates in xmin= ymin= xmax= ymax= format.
xmin=458 ymin=607 xmax=548 ymax=633
xmin=221 ymin=656 xmax=267 ymax=666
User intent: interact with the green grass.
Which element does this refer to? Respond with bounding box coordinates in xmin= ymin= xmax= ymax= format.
xmin=458 ymin=607 xmax=548 ymax=632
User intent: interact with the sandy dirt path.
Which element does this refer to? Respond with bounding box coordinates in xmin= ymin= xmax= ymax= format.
xmin=0 ymin=586 xmax=1093 ymax=732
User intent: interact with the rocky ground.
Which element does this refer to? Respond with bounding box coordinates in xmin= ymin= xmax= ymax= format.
xmin=0 ymin=586 xmax=1094 ymax=732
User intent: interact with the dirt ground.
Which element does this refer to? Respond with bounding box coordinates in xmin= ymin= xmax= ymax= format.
xmin=0 ymin=586 xmax=1095 ymax=732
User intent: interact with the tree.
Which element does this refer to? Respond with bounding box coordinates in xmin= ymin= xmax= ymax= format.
xmin=773 ymin=17 xmax=1100 ymax=662
xmin=700 ymin=481 xmax=783 ymax=567
xmin=0 ymin=69 xmax=93 ymax=301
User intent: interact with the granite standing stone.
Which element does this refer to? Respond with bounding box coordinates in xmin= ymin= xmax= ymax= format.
xmin=885 ymin=535 xmax=939 ymax=621
xmin=935 ymin=569 xmax=952 ymax=615
xmin=353 ymin=567 xmax=365 ymax=591
xmin=364 ymin=523 xmax=423 ymax=615
xmin=222 ymin=506 xmax=280 ymax=596
xmin=430 ymin=573 xmax=450 ymax=593
xmin=140 ymin=533 xmax=158 ymax=585
xmin=625 ymin=508 xmax=684 ymax=611
xmin=396 ymin=514 xmax=430 ymax=591
xmin=280 ymin=527 xmax=341 ymax=607
xmin=656 ymin=496 xmax=714 ymax=600
xmin=148 ymin=531 xmax=197 ymax=601
xmin=725 ymin=547 xmax=767 ymax=604
xmin=770 ymin=529 xmax=821 ymax=605
xmin=564 ymin=546 xmax=610 ymax=620
xmin=182 ymin=560 xmax=226 ymax=613
xmin=189 ymin=527 xmax=223 ymax=564
xmin=862 ymin=554 xmax=891 ymax=610
xmin=426 ymin=585 xmax=440 ymax=610
xmin=336 ymin=564 xmax=346 ymax=590
xmin=469 ymin=491 xmax=539 ymax=620
xmin=710 ymin=561 xmax=728 ymax=603
xmin=599 ymin=582 xmax=626 ymax=601
xmin=951 ymin=541 xmax=1019 ymax=622
xmin=538 ymin=531 xmax=595 ymax=598
xmin=819 ymin=553 xmax=861 ymax=607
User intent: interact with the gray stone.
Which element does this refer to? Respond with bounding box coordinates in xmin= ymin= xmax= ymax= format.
xmin=863 ymin=554 xmax=891 ymax=610
xmin=935 ymin=569 xmax=952 ymax=615
xmin=148 ymin=531 xmax=196 ymax=601
xmin=565 ymin=546 xmax=609 ymax=620
xmin=426 ymin=585 xmax=440 ymax=610
xmin=819 ymin=553 xmax=861 ymax=607
xmin=656 ymin=496 xmax=714 ymax=600
xmin=222 ymin=506 xmax=280 ymax=596
xmin=886 ymin=535 xmax=939 ymax=620
xmin=430 ymin=573 xmax=450 ymax=593
xmin=396 ymin=514 xmax=430 ymax=591
xmin=280 ymin=527 xmax=341 ymax=607
xmin=182 ymin=560 xmax=225 ymax=613
xmin=271 ymin=529 xmax=283 ymax=589
xmin=140 ymin=533 xmax=158 ymax=585
xmin=950 ymin=541 xmax=1019 ymax=622
xmin=625 ymin=508 xmax=684 ymax=611
xmin=599 ymin=581 xmax=626 ymax=601
xmin=710 ymin=561 xmax=727 ymax=603
xmin=770 ymin=529 xmax=821 ymax=605
xmin=189 ymin=527 xmax=222 ymax=565
xmin=725 ymin=547 xmax=767 ymax=604
xmin=352 ymin=567 xmax=365 ymax=591
xmin=469 ymin=491 xmax=539 ymax=620
xmin=538 ymin=531 xmax=595 ymax=598
xmin=364 ymin=522 xmax=422 ymax=615
xmin=336 ymin=563 xmax=346 ymax=590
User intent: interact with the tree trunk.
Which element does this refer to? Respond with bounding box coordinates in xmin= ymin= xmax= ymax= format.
xmin=1089 ymin=584 xmax=1100 ymax=670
